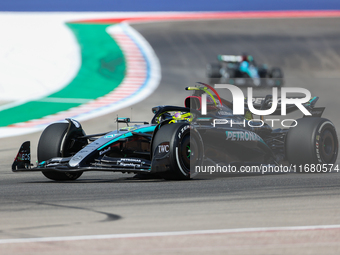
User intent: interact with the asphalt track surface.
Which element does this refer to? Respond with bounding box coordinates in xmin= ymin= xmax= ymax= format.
xmin=1 ymin=18 xmax=340 ymax=254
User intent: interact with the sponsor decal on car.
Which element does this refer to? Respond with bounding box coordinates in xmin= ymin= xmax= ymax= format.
xmin=225 ymin=130 xmax=264 ymax=142
xmin=99 ymin=147 xmax=111 ymax=155
xmin=18 ymin=152 xmax=30 ymax=161
xmin=119 ymin=126 xmax=138 ymax=131
xmin=117 ymin=158 xmax=147 ymax=167
xmin=178 ymin=125 xmax=191 ymax=139
xmin=158 ymin=143 xmax=170 ymax=153
xmin=104 ymin=134 xmax=119 ymax=139
xmin=119 ymin=158 xmax=142 ymax=163
xmin=153 ymin=142 xmax=171 ymax=159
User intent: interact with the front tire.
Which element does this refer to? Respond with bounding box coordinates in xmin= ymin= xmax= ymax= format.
xmin=152 ymin=123 xmax=204 ymax=180
xmin=38 ymin=122 xmax=85 ymax=181
xmin=286 ymin=118 xmax=338 ymax=168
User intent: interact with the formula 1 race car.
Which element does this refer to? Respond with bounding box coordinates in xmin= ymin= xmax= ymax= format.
xmin=206 ymin=54 xmax=284 ymax=87
xmin=12 ymin=83 xmax=337 ymax=181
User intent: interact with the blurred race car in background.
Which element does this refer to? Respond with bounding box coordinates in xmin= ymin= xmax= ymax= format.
xmin=206 ymin=54 xmax=284 ymax=87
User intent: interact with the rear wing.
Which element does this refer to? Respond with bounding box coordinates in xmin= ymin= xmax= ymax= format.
xmin=218 ymin=55 xmax=243 ymax=63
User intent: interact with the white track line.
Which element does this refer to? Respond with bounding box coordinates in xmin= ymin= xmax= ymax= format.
xmin=1 ymin=224 xmax=340 ymax=244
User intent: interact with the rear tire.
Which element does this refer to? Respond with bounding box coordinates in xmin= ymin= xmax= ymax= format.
xmin=286 ymin=118 xmax=338 ymax=169
xmin=38 ymin=123 xmax=85 ymax=181
xmin=152 ymin=123 xmax=204 ymax=180
xmin=270 ymin=67 xmax=283 ymax=78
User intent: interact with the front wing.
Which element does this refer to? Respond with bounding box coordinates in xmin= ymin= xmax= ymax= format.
xmin=12 ymin=141 xmax=152 ymax=174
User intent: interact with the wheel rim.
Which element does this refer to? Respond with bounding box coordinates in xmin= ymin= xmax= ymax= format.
xmin=179 ymin=134 xmax=200 ymax=173
xmin=180 ymin=135 xmax=191 ymax=170
xmin=319 ymin=129 xmax=336 ymax=163
xmin=186 ymin=145 xmax=191 ymax=158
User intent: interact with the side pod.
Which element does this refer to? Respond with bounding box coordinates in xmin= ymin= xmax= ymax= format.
xmin=12 ymin=141 xmax=31 ymax=171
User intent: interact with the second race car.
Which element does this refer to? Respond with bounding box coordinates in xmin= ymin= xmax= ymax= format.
xmin=206 ymin=54 xmax=284 ymax=87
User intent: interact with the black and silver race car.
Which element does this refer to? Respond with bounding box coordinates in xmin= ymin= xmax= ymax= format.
xmin=207 ymin=54 xmax=284 ymax=87
xmin=12 ymin=83 xmax=338 ymax=181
